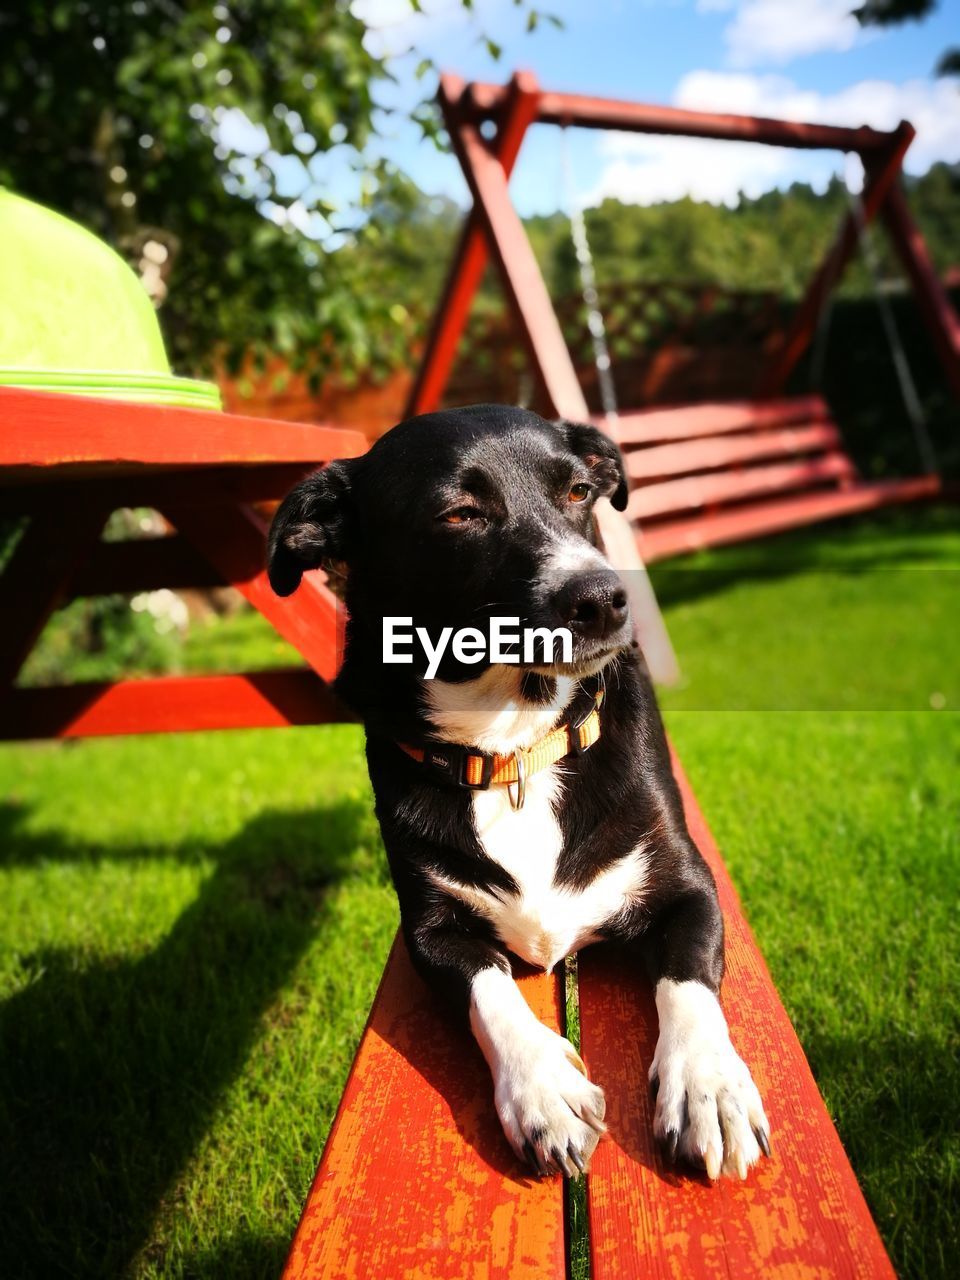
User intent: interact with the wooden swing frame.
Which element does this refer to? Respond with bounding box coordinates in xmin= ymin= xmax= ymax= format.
xmin=407 ymin=72 xmax=960 ymax=559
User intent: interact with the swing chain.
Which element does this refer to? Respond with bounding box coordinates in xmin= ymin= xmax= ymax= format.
xmin=560 ymin=126 xmax=619 ymax=425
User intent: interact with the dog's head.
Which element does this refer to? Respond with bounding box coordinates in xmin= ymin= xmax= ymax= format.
xmin=267 ymin=404 xmax=631 ymax=681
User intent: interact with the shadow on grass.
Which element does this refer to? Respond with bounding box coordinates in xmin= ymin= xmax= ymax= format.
xmin=0 ymin=798 xmax=372 ymax=1280
xmin=158 ymin=1232 xmax=291 ymax=1280
xmin=802 ymin=1026 xmax=960 ymax=1280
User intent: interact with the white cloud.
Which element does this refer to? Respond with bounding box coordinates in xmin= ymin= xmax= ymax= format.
xmin=585 ymin=72 xmax=960 ymax=209
xmin=586 ymin=135 xmax=793 ymax=208
xmin=715 ymin=0 xmax=863 ymax=67
xmin=351 ymin=0 xmax=516 ymax=61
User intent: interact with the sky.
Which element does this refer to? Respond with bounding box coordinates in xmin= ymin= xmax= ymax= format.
xmin=224 ymin=0 xmax=960 ymax=235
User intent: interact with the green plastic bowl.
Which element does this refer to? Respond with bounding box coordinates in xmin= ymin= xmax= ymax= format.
xmin=0 ymin=189 xmax=221 ymax=411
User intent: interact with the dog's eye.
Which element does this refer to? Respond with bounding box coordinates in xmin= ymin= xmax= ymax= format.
xmin=568 ymin=483 xmax=591 ymax=503
xmin=439 ymin=506 xmax=483 ymax=525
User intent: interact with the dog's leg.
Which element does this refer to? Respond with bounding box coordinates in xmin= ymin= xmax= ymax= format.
xmin=646 ymin=881 xmax=770 ymax=1180
xmin=404 ymin=911 xmax=605 ymax=1177
xmin=470 ymin=965 xmax=606 ymax=1178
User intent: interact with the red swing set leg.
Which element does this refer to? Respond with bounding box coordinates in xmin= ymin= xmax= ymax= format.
xmin=756 ymin=125 xmax=916 ymax=398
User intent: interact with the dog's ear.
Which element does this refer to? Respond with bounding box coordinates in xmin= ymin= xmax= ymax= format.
xmin=559 ymin=420 xmax=628 ymax=511
xmin=267 ymin=459 xmax=357 ymax=597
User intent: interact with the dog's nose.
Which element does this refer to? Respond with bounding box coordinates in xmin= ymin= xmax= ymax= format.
xmin=553 ymin=571 xmax=629 ymax=639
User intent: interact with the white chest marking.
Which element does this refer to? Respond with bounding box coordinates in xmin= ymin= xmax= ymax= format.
xmin=423 ymin=665 xmax=645 ymax=971
xmin=429 ymin=764 xmax=648 ymax=971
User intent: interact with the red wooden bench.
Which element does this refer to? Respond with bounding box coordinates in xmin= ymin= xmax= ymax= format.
xmin=612 ymin=395 xmax=942 ymax=562
xmin=282 ymin=750 xmax=895 ymax=1279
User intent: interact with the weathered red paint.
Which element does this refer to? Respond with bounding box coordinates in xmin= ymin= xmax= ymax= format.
xmin=609 ymin=392 xmax=942 ymax=556
xmin=447 ymin=115 xmax=588 ymax=420
xmin=579 ymin=751 xmax=897 ymax=1279
xmin=281 ymin=939 xmax=567 ymax=1280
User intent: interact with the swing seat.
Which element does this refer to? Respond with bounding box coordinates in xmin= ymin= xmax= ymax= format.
xmin=607 ymin=395 xmax=942 ymax=562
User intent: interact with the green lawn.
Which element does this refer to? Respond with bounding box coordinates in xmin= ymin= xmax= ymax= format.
xmin=1 ymin=507 xmax=958 ymax=1279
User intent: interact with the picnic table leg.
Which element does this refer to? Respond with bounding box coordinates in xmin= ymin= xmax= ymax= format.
xmin=161 ymin=500 xmax=343 ymax=684
xmin=0 ymin=505 xmax=109 ymax=692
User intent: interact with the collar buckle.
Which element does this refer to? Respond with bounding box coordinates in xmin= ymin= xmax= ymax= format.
xmin=458 ymin=750 xmax=494 ymax=790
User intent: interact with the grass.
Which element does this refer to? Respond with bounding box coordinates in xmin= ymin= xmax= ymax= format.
xmin=1 ymin=506 xmax=958 ymax=1278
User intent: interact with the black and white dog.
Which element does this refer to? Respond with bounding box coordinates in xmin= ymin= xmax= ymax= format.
xmin=268 ymin=404 xmax=769 ymax=1182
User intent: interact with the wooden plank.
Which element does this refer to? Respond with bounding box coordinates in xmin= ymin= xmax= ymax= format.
xmin=0 ymin=386 xmax=367 ymax=472
xmin=282 ymin=936 xmax=567 ymax=1280
xmin=70 ymin=534 xmax=222 ymax=597
xmin=608 ymin=397 xmax=829 ymax=447
xmin=448 ymin=115 xmax=588 ymax=420
xmin=626 ymin=452 xmax=857 ymax=522
xmin=161 ymin=500 xmax=344 ymax=685
xmin=757 ymin=130 xmax=914 ymax=398
xmin=460 ymin=80 xmax=895 ymax=153
xmin=625 ymin=422 xmax=841 ymax=482
xmin=0 ymin=505 xmax=109 ymax=689
xmin=579 ymin=749 xmax=897 ymax=1280
xmin=880 ymin=182 xmax=960 ymax=402
xmin=405 ymin=72 xmax=541 ymax=418
xmin=636 ymin=474 xmax=942 ymax=562
xmin=0 ymin=670 xmax=352 ymax=740
xmin=0 ymin=462 xmax=315 ymax=505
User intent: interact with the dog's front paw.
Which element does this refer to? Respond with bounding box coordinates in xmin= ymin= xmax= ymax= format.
xmin=650 ymin=980 xmax=770 ymax=1181
xmin=494 ymin=1025 xmax=606 ymax=1179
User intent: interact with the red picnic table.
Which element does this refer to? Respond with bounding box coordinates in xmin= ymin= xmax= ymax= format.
xmin=0 ymin=385 xmax=365 ymax=741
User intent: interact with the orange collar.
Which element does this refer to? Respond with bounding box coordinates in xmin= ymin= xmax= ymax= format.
xmin=398 ymin=690 xmax=604 ymax=811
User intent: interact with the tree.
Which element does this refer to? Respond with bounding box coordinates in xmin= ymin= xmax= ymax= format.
xmin=854 ymin=0 xmax=960 ymax=77
xmin=0 ymin=1 xmax=546 ymax=383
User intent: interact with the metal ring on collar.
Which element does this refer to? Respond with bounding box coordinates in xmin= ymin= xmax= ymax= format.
xmin=507 ymin=748 xmax=527 ymax=811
